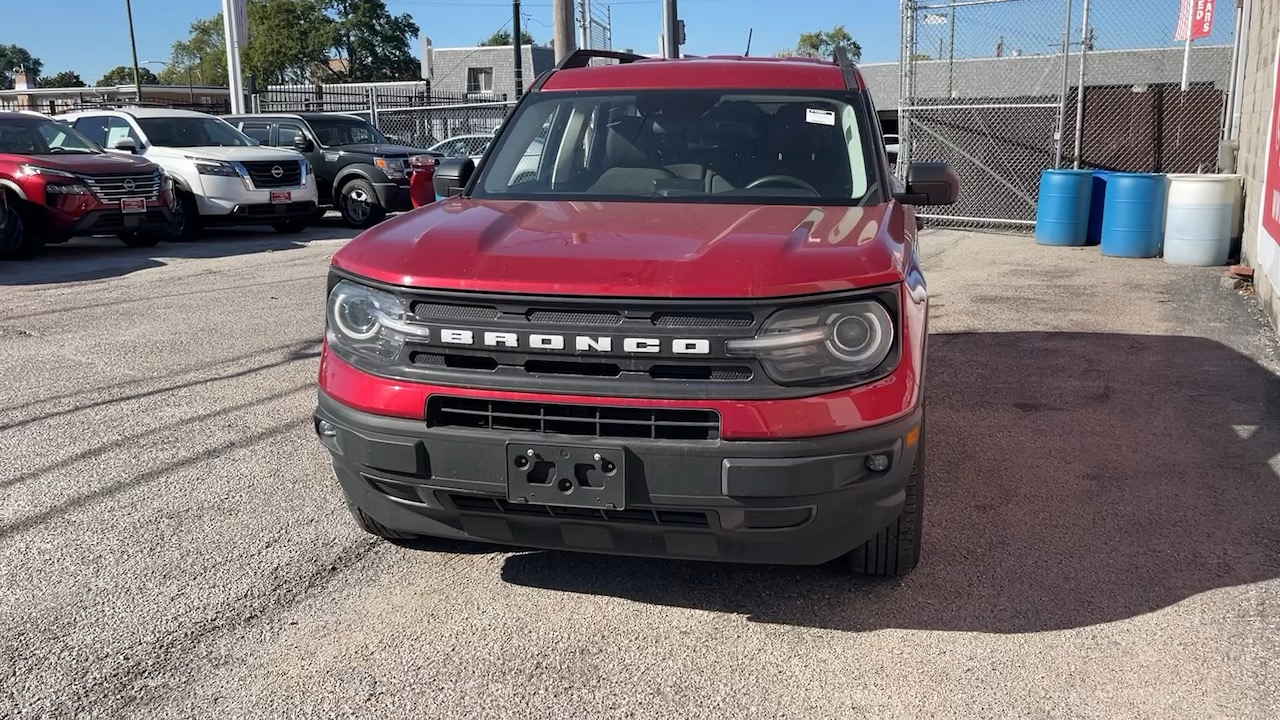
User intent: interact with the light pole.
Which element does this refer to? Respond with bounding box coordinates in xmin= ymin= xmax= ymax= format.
xmin=143 ymin=60 xmax=195 ymax=105
xmin=125 ymin=0 xmax=143 ymax=102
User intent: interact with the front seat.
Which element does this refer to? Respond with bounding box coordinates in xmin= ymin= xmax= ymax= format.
xmin=587 ymin=116 xmax=673 ymax=195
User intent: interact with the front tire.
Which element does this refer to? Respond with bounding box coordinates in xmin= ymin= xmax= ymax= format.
xmin=337 ymin=178 xmax=387 ymax=229
xmin=844 ymin=430 xmax=925 ymax=578
xmin=0 ymin=201 xmax=42 ymax=261
xmin=167 ymin=191 xmax=202 ymax=242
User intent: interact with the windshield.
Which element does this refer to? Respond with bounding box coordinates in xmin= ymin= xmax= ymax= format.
xmin=308 ymin=116 xmax=389 ymax=147
xmin=474 ymin=90 xmax=874 ymax=204
xmin=0 ymin=118 xmax=101 ymax=155
xmin=137 ymin=116 xmax=254 ymax=148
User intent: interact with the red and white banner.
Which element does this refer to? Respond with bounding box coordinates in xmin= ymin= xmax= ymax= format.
xmin=1175 ymin=0 xmax=1216 ymax=41
xmin=1261 ymin=31 xmax=1280 ymax=248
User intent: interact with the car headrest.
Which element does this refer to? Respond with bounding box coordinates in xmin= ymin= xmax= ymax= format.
xmin=604 ymin=116 xmax=653 ymax=167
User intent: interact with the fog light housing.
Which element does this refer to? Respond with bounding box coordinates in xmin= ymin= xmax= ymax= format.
xmin=316 ymin=419 xmax=337 ymax=438
xmin=865 ymin=454 xmax=890 ymax=473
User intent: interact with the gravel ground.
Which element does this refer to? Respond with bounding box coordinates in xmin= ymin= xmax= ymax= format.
xmin=1 ymin=224 xmax=1278 ymax=719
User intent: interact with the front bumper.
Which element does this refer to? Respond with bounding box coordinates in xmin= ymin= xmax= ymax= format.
xmin=372 ymin=181 xmax=414 ymax=212
xmin=314 ymin=391 xmax=923 ymax=565
xmin=193 ymin=175 xmax=319 ymax=220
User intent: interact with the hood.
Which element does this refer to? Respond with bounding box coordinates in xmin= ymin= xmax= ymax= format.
xmin=6 ymin=151 xmax=158 ymax=175
xmin=146 ymin=145 xmax=304 ymax=162
xmin=332 ymin=199 xmax=912 ymax=298
xmin=332 ymin=143 xmax=436 ymax=158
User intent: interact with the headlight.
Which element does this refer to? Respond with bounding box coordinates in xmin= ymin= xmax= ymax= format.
xmin=375 ymin=157 xmax=406 ymax=179
xmin=17 ymin=164 xmax=76 ymax=178
xmin=726 ymin=300 xmax=896 ymax=385
xmin=326 ymin=280 xmax=427 ymax=366
xmin=45 ymin=183 xmax=90 ymax=195
xmin=188 ymin=157 xmax=240 ymax=177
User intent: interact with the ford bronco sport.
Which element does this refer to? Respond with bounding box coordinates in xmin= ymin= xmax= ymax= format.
xmin=0 ymin=111 xmax=175 ymax=259
xmin=314 ymin=50 xmax=959 ymax=576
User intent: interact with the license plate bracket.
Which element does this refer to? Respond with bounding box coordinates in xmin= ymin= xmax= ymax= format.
xmin=270 ymin=190 xmax=291 ymax=205
xmin=120 ymin=197 xmax=146 ymax=214
xmin=506 ymin=443 xmax=626 ymax=510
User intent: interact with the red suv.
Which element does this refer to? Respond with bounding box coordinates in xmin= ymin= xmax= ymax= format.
xmin=0 ymin=111 xmax=175 ymax=259
xmin=313 ymin=51 xmax=959 ymax=576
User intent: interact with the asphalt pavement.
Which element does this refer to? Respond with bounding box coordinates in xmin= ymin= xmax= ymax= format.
xmin=1 ymin=223 xmax=1278 ymax=719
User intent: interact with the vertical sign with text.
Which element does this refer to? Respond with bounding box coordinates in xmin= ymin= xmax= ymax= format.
xmin=1175 ymin=0 xmax=1216 ymax=41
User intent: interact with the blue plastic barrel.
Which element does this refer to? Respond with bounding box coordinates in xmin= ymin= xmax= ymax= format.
xmin=1085 ymin=170 xmax=1115 ymax=246
xmin=1100 ymin=173 xmax=1167 ymax=258
xmin=1035 ymin=169 xmax=1094 ymax=246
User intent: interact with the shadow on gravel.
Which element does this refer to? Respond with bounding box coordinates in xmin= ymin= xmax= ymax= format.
xmin=0 ymin=221 xmax=358 ymax=287
xmin=500 ymin=332 xmax=1280 ymax=633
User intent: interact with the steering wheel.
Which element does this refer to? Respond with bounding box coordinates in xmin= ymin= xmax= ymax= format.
xmin=745 ymin=174 xmax=820 ymax=195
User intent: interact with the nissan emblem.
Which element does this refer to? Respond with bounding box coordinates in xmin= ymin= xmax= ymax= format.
xmin=122 ymin=179 xmax=136 ymax=191
xmin=271 ymin=165 xmax=284 ymax=178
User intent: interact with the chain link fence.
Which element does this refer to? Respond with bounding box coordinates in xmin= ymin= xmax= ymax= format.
xmin=249 ymin=82 xmax=516 ymax=149
xmin=898 ymin=0 xmax=1238 ymax=227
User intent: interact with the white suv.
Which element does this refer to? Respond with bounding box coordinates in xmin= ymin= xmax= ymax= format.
xmin=60 ymin=108 xmax=318 ymax=237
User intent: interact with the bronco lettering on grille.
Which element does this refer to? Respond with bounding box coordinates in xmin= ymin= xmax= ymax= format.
xmin=435 ymin=329 xmax=712 ymax=355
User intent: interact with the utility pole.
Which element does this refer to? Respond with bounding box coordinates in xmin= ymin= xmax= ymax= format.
xmin=125 ymin=0 xmax=143 ymax=103
xmin=553 ymin=0 xmax=576 ymax=62
xmin=662 ymin=0 xmax=680 ymax=58
xmin=580 ymin=0 xmax=591 ymax=49
xmin=221 ymin=0 xmax=246 ymax=113
xmin=1052 ymin=0 xmax=1073 ymax=168
xmin=513 ymin=0 xmax=524 ymax=98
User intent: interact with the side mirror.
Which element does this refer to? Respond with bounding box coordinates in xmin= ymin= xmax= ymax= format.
xmin=293 ymin=135 xmax=315 ymax=153
xmin=433 ymin=157 xmax=475 ymax=198
xmin=113 ymin=138 xmax=138 ymax=154
xmin=894 ymin=162 xmax=960 ymax=206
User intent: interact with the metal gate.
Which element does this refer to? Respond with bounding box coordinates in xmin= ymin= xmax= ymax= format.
xmin=898 ymin=0 xmax=1240 ymax=228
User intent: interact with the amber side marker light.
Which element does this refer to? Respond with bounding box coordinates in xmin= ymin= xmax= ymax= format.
xmin=905 ymin=425 xmax=921 ymax=448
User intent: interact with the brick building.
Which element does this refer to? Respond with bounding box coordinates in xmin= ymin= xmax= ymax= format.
xmin=429 ymin=45 xmax=556 ymax=101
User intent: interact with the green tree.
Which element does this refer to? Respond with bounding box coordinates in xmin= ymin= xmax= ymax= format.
xmin=162 ymin=0 xmax=419 ymax=86
xmin=39 ymin=71 xmax=86 ymax=88
xmin=793 ymin=26 xmax=862 ymax=63
xmin=325 ymin=0 xmax=421 ymax=81
xmin=479 ymin=29 xmax=534 ymax=47
xmin=97 ymin=66 xmax=160 ymax=87
xmin=0 ymin=44 xmax=43 ymax=90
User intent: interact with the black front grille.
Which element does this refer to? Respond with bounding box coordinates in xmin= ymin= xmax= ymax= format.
xmin=241 ymin=160 xmax=302 ymax=188
xmin=428 ymin=396 xmax=721 ymax=441
xmin=449 ymin=494 xmax=711 ymax=527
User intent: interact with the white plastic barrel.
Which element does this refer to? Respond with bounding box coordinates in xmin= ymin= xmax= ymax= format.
xmin=1162 ymin=175 xmax=1237 ymax=266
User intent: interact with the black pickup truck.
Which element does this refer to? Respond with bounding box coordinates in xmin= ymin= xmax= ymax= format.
xmin=225 ymin=112 xmax=439 ymax=228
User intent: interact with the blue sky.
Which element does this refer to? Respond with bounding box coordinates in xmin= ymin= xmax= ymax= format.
xmin=4 ymin=0 xmax=905 ymax=84
xmin=4 ymin=0 xmax=1234 ymax=85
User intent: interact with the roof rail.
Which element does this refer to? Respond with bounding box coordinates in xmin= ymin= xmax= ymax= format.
xmin=832 ymin=47 xmax=863 ymax=91
xmin=554 ymin=49 xmax=647 ymax=71
xmin=528 ymin=49 xmax=649 ymax=92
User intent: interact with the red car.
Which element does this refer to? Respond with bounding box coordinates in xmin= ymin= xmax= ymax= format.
xmin=0 ymin=111 xmax=175 ymax=260
xmin=313 ymin=51 xmax=959 ymax=577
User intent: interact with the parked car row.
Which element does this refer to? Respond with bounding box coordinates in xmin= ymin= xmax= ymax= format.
xmin=0 ymin=108 xmax=449 ymax=261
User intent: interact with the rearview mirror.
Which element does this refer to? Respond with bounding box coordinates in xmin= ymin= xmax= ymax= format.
xmin=894 ymin=162 xmax=960 ymax=206
xmin=293 ymin=134 xmax=315 ymax=153
xmin=113 ymin=138 xmax=138 ymax=154
xmin=433 ymin=157 xmax=475 ymax=198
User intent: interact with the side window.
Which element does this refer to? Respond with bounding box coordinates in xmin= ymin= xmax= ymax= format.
xmin=277 ymin=123 xmax=305 ymax=147
xmin=105 ymin=117 xmax=140 ymax=148
xmin=434 ymin=139 xmax=463 ymax=156
xmin=72 ymin=116 xmax=110 ymax=145
xmin=240 ymin=122 xmax=272 ymax=144
xmin=467 ymin=137 xmax=491 ymax=156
